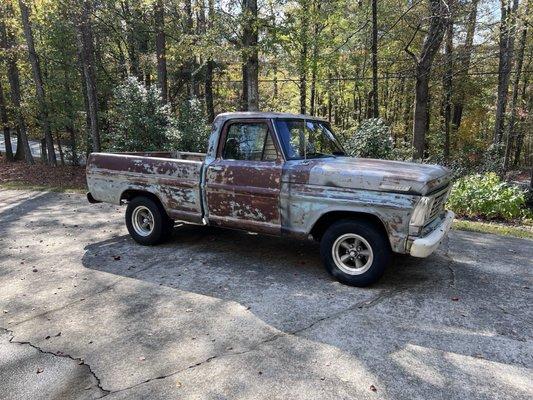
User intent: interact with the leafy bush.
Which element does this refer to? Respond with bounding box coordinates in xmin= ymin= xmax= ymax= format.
xmin=175 ymin=98 xmax=211 ymax=153
xmin=447 ymin=173 xmax=526 ymax=220
xmin=343 ymin=118 xmax=393 ymax=159
xmin=391 ymin=142 xmax=415 ymax=162
xmin=106 ymin=76 xmax=178 ymax=152
xmin=480 ymin=143 xmax=505 ymax=175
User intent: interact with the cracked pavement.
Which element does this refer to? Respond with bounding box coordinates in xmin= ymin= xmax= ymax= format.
xmin=0 ymin=189 xmax=532 ymax=399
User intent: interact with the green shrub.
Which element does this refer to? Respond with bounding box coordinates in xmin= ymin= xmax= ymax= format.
xmin=480 ymin=143 xmax=505 ymax=175
xmin=175 ymin=98 xmax=211 ymax=153
xmin=343 ymin=118 xmax=393 ymax=159
xmin=447 ymin=173 xmax=526 ymax=220
xmin=106 ymin=76 xmax=178 ymax=152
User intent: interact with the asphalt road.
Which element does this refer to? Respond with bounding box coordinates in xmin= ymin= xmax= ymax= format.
xmin=0 ymin=189 xmax=531 ymax=399
xmin=0 ymin=136 xmax=85 ymax=164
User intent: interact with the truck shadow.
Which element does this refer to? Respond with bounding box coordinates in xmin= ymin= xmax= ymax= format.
xmin=82 ymin=223 xmax=447 ymax=332
xmin=79 ymin=223 xmax=531 ymax=396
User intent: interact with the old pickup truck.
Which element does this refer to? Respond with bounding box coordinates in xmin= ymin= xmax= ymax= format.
xmin=86 ymin=112 xmax=454 ymax=286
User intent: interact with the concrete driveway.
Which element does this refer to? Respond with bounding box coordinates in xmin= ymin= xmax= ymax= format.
xmin=0 ymin=189 xmax=531 ymax=399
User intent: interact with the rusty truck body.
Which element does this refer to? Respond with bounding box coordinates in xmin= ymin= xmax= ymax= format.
xmin=86 ymin=112 xmax=454 ymax=286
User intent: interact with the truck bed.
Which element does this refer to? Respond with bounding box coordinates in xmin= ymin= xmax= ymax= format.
xmin=86 ymin=152 xmax=205 ymax=223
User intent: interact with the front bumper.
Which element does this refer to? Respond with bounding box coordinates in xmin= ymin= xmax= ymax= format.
xmin=410 ymin=211 xmax=455 ymax=258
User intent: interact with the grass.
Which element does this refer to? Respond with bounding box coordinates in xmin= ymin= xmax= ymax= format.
xmin=453 ymin=219 xmax=533 ymax=240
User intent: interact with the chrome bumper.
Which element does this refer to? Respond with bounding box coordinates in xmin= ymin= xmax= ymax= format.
xmin=410 ymin=211 xmax=455 ymax=258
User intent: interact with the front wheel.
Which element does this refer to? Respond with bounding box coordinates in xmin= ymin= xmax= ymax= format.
xmin=320 ymin=219 xmax=392 ymax=287
xmin=125 ymin=196 xmax=173 ymax=245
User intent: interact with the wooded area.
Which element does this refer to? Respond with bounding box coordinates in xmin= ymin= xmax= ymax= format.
xmin=0 ymin=0 xmax=531 ymax=176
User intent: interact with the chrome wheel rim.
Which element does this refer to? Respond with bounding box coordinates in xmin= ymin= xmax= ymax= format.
xmin=332 ymin=233 xmax=374 ymax=275
xmin=132 ymin=206 xmax=155 ymax=237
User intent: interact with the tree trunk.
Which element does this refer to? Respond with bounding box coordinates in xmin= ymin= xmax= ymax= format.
xmin=0 ymin=78 xmax=13 ymax=161
xmin=76 ymin=0 xmax=101 ymax=152
xmin=183 ymin=0 xmax=197 ymax=98
xmin=513 ymin=65 xmax=530 ymax=167
xmin=204 ymin=0 xmax=215 ymax=122
xmin=442 ymin=2 xmax=454 ymax=162
xmin=413 ymin=68 xmax=431 ymax=158
xmin=504 ymin=9 xmax=528 ymax=172
xmin=242 ymin=0 xmax=259 ymax=111
xmin=406 ymin=0 xmax=448 ymax=159
xmin=18 ymin=0 xmax=57 ymax=165
xmin=493 ymin=0 xmax=520 ymax=144
xmin=121 ymin=1 xmax=141 ymax=79
xmin=154 ymin=0 xmax=168 ymax=104
xmin=452 ymin=0 xmax=479 ymax=130
xmin=63 ymin=70 xmax=78 ymax=165
xmin=371 ymin=0 xmax=379 ymax=118
xmin=298 ymin=0 xmax=309 ymax=114
xmin=56 ymin=132 xmax=65 ymax=165
xmin=40 ymin=138 xmax=47 ymax=163
xmin=309 ymin=1 xmax=321 ymax=116
xmin=0 ymin=14 xmax=33 ymax=164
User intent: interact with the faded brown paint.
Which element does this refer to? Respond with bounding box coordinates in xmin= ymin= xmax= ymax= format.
xmin=205 ymin=118 xmax=283 ymax=235
xmin=87 ymin=153 xmax=204 ymax=224
xmin=86 ymin=111 xmax=452 ymax=255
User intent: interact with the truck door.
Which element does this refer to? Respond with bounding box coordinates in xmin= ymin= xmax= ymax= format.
xmin=205 ymin=119 xmax=284 ymax=235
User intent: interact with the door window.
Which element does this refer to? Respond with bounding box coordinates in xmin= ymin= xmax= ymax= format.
xmin=222 ymin=123 xmax=277 ymax=161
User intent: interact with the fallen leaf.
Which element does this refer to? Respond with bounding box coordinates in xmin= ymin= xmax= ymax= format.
xmin=36 ymin=368 xmax=44 ymax=374
xmin=54 ymin=332 xmax=61 ymax=337
xmin=139 ymin=356 xmax=146 ymax=361
xmin=113 ymin=255 xmax=121 ymax=261
xmin=45 ymin=335 xmax=51 ymax=340
xmin=175 ymin=380 xmax=182 ymax=388
xmin=370 ymin=385 xmax=377 ymax=392
xmin=451 ymin=297 xmax=460 ymax=301
xmin=32 ymin=268 xmax=38 ymax=273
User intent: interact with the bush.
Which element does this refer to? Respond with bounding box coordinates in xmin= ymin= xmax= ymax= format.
xmin=106 ymin=76 xmax=178 ymax=152
xmin=480 ymin=143 xmax=505 ymax=175
xmin=343 ymin=118 xmax=393 ymax=159
xmin=447 ymin=173 xmax=526 ymax=220
xmin=175 ymin=98 xmax=211 ymax=153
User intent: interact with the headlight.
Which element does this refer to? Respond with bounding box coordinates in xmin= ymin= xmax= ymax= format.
xmin=410 ymin=197 xmax=434 ymax=227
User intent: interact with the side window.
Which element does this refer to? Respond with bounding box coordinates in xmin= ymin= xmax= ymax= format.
xmin=222 ymin=123 xmax=278 ymax=161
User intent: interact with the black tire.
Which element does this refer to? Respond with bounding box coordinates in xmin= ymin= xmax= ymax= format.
xmin=125 ymin=196 xmax=173 ymax=245
xmin=320 ymin=219 xmax=392 ymax=287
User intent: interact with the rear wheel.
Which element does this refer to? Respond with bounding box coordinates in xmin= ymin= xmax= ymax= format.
xmin=320 ymin=219 xmax=391 ymax=287
xmin=125 ymin=196 xmax=173 ymax=245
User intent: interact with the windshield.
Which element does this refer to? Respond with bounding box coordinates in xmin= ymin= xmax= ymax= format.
xmin=274 ymin=119 xmax=345 ymax=160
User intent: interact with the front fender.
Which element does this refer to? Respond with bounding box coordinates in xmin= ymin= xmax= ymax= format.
xmin=281 ymin=183 xmax=419 ymax=253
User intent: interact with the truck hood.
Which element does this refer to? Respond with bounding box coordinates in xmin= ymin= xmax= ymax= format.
xmin=284 ymin=157 xmax=451 ymax=195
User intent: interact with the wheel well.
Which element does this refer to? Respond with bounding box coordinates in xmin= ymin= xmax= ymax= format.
xmin=121 ymin=189 xmax=159 ymax=204
xmin=120 ymin=190 xmax=170 ymax=218
xmin=310 ymin=211 xmax=388 ymax=241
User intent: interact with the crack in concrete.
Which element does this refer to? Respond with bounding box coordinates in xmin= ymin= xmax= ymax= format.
xmin=3 ymin=328 xmax=110 ymax=396
xmin=96 ymin=332 xmax=284 ymax=398
xmin=289 ymin=287 xmax=403 ymax=336
xmin=96 ymin=288 xmax=406 ymax=397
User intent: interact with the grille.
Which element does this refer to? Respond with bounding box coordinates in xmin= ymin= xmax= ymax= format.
xmin=427 ymin=186 xmax=449 ymax=222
